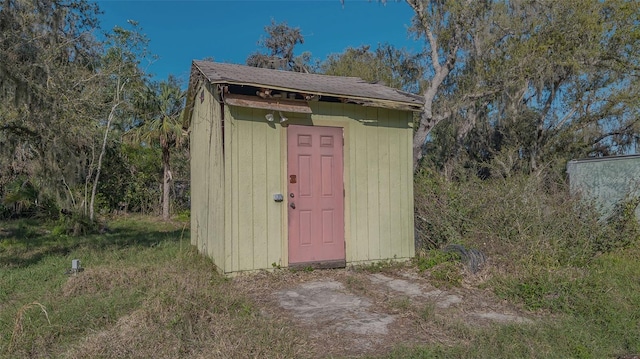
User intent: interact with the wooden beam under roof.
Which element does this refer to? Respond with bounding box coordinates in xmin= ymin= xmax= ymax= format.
xmin=223 ymin=93 xmax=312 ymax=114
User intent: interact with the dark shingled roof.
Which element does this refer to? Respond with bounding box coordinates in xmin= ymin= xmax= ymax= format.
xmin=192 ymin=60 xmax=424 ymax=109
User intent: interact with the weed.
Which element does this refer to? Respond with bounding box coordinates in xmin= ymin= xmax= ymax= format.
xmin=429 ymin=262 xmax=463 ymax=288
xmin=175 ymin=209 xmax=190 ymax=223
xmin=414 ymin=249 xmax=459 ymax=271
xmin=355 ymin=259 xmax=405 ymax=273
xmin=388 ymin=296 xmax=412 ymax=312
xmin=345 ymin=275 xmax=367 ymax=293
xmin=288 ymin=265 xmax=315 ymax=273
xmin=419 ymin=302 xmax=435 ymax=321
xmin=8 ymin=301 xmax=50 ymax=352
xmin=597 ymin=196 xmax=640 ymax=252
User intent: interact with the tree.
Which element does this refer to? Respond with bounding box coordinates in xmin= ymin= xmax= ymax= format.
xmin=0 ymin=0 xmax=102 ymax=217
xmin=397 ymin=0 xmax=639 ymax=175
xmin=87 ymin=21 xmax=151 ymax=221
xmin=128 ymin=76 xmax=186 ymax=221
xmin=424 ymin=0 xmax=640 ymax=178
xmin=246 ymin=19 xmax=314 ymax=73
xmin=321 ymin=44 xmax=424 ymax=93
xmin=404 ymin=0 xmax=503 ymax=172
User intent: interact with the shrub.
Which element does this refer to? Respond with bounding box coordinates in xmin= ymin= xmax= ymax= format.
xmin=414 ymin=168 xmax=640 ymax=335
xmin=53 ymin=212 xmax=100 ymax=236
xmin=413 ymin=170 xmax=638 ymax=270
xmin=597 ymin=196 xmax=640 ymax=252
xmin=429 ymin=261 xmax=463 ymax=288
xmin=1 ymin=177 xmax=59 ymax=220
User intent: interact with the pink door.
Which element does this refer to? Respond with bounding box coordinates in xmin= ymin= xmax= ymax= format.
xmin=287 ymin=125 xmax=345 ymax=266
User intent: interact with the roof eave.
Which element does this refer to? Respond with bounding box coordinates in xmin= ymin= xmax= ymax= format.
xmin=189 ymin=61 xmax=425 ymax=113
xmin=208 ymin=78 xmax=423 ymax=112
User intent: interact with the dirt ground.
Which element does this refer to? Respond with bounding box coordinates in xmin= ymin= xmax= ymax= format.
xmin=233 ymin=264 xmax=536 ymax=358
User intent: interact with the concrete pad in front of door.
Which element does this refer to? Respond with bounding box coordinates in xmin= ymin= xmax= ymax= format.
xmin=277 ymin=273 xmax=532 ymax=337
xmin=369 ymin=273 xmax=463 ymax=308
xmin=277 ymin=280 xmax=396 ymax=335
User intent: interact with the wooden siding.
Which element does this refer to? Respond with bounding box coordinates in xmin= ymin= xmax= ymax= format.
xmin=190 ymin=84 xmax=207 ymax=250
xmin=190 ymin=84 xmax=225 ymax=271
xmin=226 ymin=106 xmax=284 ymax=272
xmin=192 ymin=92 xmax=414 ymax=273
xmin=308 ymin=102 xmax=415 ymax=263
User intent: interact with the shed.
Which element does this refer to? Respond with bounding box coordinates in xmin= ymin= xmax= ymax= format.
xmin=184 ymin=60 xmax=423 ymax=275
xmin=567 ymin=154 xmax=640 ymax=220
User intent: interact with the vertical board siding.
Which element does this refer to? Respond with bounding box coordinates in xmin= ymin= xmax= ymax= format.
xmin=340 ymin=104 xmax=353 ymax=262
xmin=405 ymin=112 xmax=415 ymax=258
xmin=202 ymin=97 xmax=212 ymax=259
xmin=190 ymin=84 xmax=207 ymax=250
xmin=224 ymin=105 xmax=233 ymax=273
xmin=235 ymin=106 xmax=255 ymax=271
xmin=377 ymin=108 xmax=392 ymax=260
xmin=266 ymin=123 xmax=282 ymax=268
xmin=190 ymin=84 xmax=226 ymax=271
xmin=229 ymin=106 xmax=240 ymax=272
xmin=229 ymin=106 xmax=284 ymax=272
xmin=388 ymin=112 xmax=403 ymax=258
xmin=341 ymin=104 xmax=414 ymax=262
xmin=207 ymin=87 xmax=225 ymax=268
xmin=365 ymin=108 xmax=381 ymax=260
xmin=348 ymin=112 xmax=360 ymax=262
xmin=397 ymin=112 xmax=412 ymax=258
xmin=193 ymin=94 xmax=414 ymax=273
xmin=251 ymin=107 xmax=268 ymax=269
xmin=352 ymin=109 xmax=371 ymax=262
xmin=311 ymin=102 xmax=415 ymax=263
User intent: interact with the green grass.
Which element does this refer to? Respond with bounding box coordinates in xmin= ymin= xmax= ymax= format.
xmin=2 ymin=184 xmax=640 ymax=359
xmin=0 ymin=216 xmax=308 ymax=358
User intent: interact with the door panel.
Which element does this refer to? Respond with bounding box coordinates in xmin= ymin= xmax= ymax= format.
xmin=288 ymin=125 xmax=345 ymax=265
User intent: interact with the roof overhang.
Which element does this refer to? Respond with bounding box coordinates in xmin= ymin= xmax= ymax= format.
xmin=210 ymin=79 xmax=422 ymax=112
xmin=183 ymin=61 xmax=426 ymax=129
xmin=223 ymin=93 xmax=312 ymax=114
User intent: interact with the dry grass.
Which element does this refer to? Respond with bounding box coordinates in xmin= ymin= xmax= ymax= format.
xmin=3 ymin=201 xmax=640 ymax=359
xmin=57 ymin=253 xmax=314 ymax=359
xmin=1 ymin=216 xmax=313 ymax=359
xmin=8 ymin=302 xmax=50 ymax=353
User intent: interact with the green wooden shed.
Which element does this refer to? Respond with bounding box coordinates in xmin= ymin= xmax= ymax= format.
xmin=567 ymin=154 xmax=640 ymax=220
xmin=183 ymin=61 xmax=423 ymax=275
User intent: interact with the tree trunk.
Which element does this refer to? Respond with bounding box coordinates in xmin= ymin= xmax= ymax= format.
xmin=411 ymin=62 xmax=454 ymax=172
xmin=412 ymin=113 xmax=437 ymax=172
xmin=406 ymin=0 xmax=459 ymax=172
xmin=162 ymin=144 xmax=171 ymax=221
xmin=90 ymin=102 xmax=118 ymax=221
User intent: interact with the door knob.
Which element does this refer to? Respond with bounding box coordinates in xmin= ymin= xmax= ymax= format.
xmin=290 ymin=202 xmax=296 ymax=209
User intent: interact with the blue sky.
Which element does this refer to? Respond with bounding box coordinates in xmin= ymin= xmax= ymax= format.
xmin=95 ymin=0 xmax=423 ymax=83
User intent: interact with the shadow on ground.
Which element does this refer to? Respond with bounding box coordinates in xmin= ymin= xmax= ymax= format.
xmin=0 ymin=218 xmax=188 ymax=268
